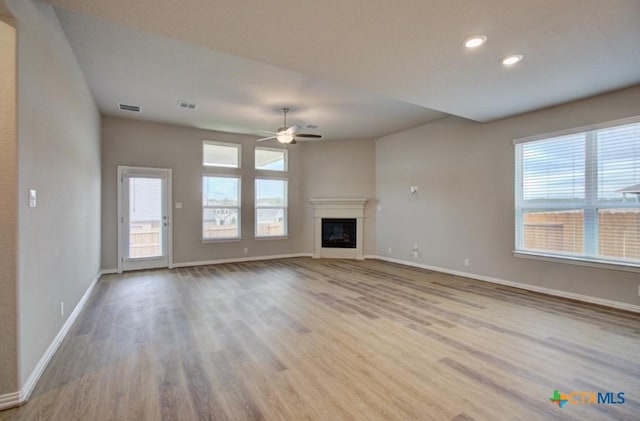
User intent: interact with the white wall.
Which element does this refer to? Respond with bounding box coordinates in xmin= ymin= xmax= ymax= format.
xmin=0 ymin=15 xmax=17 ymax=396
xmin=9 ymin=0 xmax=102 ymax=386
xmin=300 ymin=139 xmax=376 ymax=255
xmin=376 ymin=86 xmax=640 ymax=307
xmin=101 ymin=117 xmax=305 ymax=268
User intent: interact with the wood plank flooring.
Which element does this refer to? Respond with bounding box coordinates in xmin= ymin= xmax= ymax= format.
xmin=1 ymin=258 xmax=639 ymax=420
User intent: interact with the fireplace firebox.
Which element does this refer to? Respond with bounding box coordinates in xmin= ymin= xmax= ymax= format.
xmin=322 ymin=218 xmax=357 ymax=248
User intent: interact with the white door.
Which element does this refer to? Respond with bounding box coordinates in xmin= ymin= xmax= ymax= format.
xmin=118 ymin=166 xmax=172 ymax=272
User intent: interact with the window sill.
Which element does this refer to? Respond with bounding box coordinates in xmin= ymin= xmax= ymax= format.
xmin=202 ymin=238 xmax=242 ymax=244
xmin=254 ymin=236 xmax=289 ymax=241
xmin=513 ymin=251 xmax=640 ymax=273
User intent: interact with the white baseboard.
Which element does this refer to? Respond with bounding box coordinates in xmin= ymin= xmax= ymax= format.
xmin=0 ymin=391 xmax=20 ymax=411
xmin=171 ymin=253 xmax=314 ymax=268
xmin=11 ymin=270 xmax=103 ymax=408
xmin=99 ymin=268 xmax=118 ymax=275
xmin=370 ymin=255 xmax=640 ymax=314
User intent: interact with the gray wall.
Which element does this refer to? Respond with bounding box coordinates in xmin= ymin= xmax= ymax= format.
xmin=300 ymin=139 xmax=376 ymax=255
xmin=10 ymin=0 xmax=102 ymax=386
xmin=376 ymin=86 xmax=640 ymax=307
xmin=0 ymin=15 xmax=17 ymax=396
xmin=102 ymin=118 xmax=378 ymax=267
xmin=102 ymin=117 xmax=305 ymax=268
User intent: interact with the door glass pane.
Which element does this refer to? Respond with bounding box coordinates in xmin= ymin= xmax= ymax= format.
xmin=129 ymin=177 xmax=162 ymax=258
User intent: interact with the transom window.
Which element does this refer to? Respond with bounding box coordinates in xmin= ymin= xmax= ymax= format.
xmin=514 ymin=117 xmax=640 ymax=266
xmin=255 ymin=147 xmax=287 ymax=171
xmin=203 ymin=141 xmax=241 ymax=168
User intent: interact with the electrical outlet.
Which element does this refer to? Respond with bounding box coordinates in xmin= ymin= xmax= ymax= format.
xmin=388 ymin=247 xmax=392 ymax=254
xmin=464 ymin=258 xmax=470 ymax=267
xmin=377 ymin=204 xmax=382 ymax=212
xmin=243 ymin=247 xmax=248 ymax=254
xmin=60 ymin=302 xmax=64 ymax=317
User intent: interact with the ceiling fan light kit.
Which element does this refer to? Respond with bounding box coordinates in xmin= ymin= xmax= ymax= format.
xmin=256 ymin=108 xmax=322 ymax=145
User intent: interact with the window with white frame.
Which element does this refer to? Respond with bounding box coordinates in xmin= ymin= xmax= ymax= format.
xmin=203 ymin=141 xmax=241 ymax=168
xmin=202 ymin=175 xmax=241 ymax=240
xmin=255 ymin=178 xmax=287 ymax=237
xmin=255 ymin=147 xmax=287 ymax=171
xmin=514 ymin=118 xmax=640 ymax=266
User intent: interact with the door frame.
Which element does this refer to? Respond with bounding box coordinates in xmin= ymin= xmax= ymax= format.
xmin=117 ymin=165 xmax=173 ymax=273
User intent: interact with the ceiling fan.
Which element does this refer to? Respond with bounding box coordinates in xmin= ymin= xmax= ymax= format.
xmin=256 ymin=108 xmax=322 ymax=144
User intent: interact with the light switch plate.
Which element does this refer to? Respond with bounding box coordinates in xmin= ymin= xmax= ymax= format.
xmin=29 ymin=189 xmax=37 ymax=208
xmin=175 ymin=202 xmax=183 ymax=209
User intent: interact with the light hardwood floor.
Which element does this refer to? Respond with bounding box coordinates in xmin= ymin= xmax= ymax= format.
xmin=1 ymin=258 xmax=639 ymax=420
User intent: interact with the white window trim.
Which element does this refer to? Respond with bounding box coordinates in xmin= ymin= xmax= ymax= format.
xmin=255 ymin=177 xmax=288 ymax=238
xmin=255 ymin=146 xmax=288 ymax=172
xmin=202 ymin=174 xmax=242 ymax=242
xmin=513 ymin=115 xmax=640 ymax=269
xmin=513 ymin=251 xmax=640 ymax=273
xmin=203 ymin=140 xmax=242 ymax=169
xmin=512 ymin=115 xmax=640 ymax=146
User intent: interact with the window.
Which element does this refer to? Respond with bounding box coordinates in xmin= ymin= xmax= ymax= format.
xmin=255 ymin=147 xmax=287 ymax=171
xmin=255 ymin=178 xmax=287 ymax=237
xmin=203 ymin=141 xmax=241 ymax=168
xmin=202 ymin=175 xmax=241 ymax=240
xmin=515 ymin=118 xmax=640 ymax=266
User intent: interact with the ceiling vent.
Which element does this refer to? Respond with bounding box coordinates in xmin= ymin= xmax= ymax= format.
xmin=118 ymin=103 xmax=141 ymax=112
xmin=177 ymin=100 xmax=198 ymax=110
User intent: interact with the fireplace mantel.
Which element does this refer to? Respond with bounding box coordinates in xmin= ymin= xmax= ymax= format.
xmin=310 ymin=198 xmax=367 ymax=259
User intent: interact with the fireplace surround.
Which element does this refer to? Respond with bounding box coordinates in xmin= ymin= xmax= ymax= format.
xmin=310 ymin=198 xmax=367 ymax=259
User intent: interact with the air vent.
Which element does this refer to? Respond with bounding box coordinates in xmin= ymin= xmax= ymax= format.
xmin=305 ymin=124 xmax=319 ymax=129
xmin=118 ymin=103 xmax=141 ymax=112
xmin=177 ymin=100 xmax=198 ymax=110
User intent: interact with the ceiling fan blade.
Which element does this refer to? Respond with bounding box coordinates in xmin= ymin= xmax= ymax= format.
xmin=294 ymin=137 xmax=323 ymax=142
xmin=284 ymin=125 xmax=299 ymax=135
xmin=294 ymin=134 xmax=322 ymax=138
xmin=256 ymin=136 xmax=276 ymax=142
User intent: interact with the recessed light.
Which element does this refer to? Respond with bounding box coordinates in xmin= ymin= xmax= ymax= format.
xmin=464 ymin=36 xmax=487 ymax=49
xmin=502 ymin=55 xmax=523 ymax=66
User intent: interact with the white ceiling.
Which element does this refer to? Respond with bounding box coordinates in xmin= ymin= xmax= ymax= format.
xmin=43 ymin=0 xmax=640 ymax=135
xmin=54 ymin=8 xmax=445 ymax=140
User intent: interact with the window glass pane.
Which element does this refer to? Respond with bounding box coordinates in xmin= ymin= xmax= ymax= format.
xmin=523 ymin=210 xmax=583 ymax=255
xmin=521 ymin=134 xmax=585 ymax=201
xmin=203 ymin=208 xmax=240 ymax=239
xmin=255 ymin=179 xmax=287 ymax=207
xmin=256 ymin=209 xmax=286 ymax=236
xmin=598 ymin=209 xmax=640 ymax=261
xmin=597 ymin=123 xmax=640 ymax=202
xmin=256 ymin=148 xmax=287 ymax=171
xmin=203 ymin=176 xmax=239 ymax=206
xmin=202 ymin=176 xmax=240 ymax=239
xmin=255 ymin=178 xmax=287 ymax=237
xmin=203 ymin=142 xmax=240 ymax=168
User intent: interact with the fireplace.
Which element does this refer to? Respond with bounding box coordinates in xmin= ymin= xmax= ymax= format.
xmin=309 ymin=198 xmax=367 ymax=260
xmin=322 ymin=218 xmax=357 ymax=248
